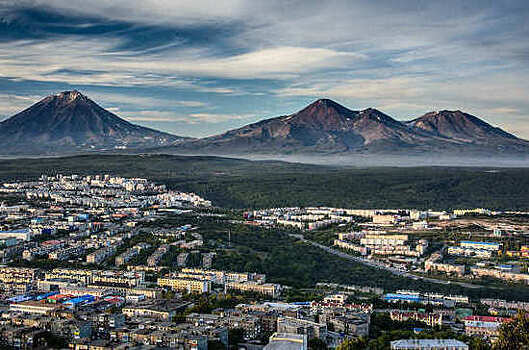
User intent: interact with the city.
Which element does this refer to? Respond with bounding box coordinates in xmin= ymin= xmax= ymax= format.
xmin=0 ymin=174 xmax=526 ymax=349
xmin=1 ymin=0 xmax=529 ymax=349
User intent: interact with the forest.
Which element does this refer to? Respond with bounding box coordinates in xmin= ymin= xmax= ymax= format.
xmin=1 ymin=154 xmax=529 ymax=210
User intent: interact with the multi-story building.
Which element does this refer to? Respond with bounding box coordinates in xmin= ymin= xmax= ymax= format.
xmin=177 ymin=253 xmax=189 ymax=267
xmin=9 ymin=301 xmax=63 ymax=315
xmin=115 ymin=243 xmax=150 ymax=267
xmin=463 ymin=316 xmax=510 ymax=338
xmin=122 ymin=306 xmax=173 ymax=321
xmin=390 ymin=311 xmax=443 ymax=327
xmin=425 ymin=252 xmax=465 ymax=276
xmin=372 ymin=215 xmax=398 ymax=224
xmin=91 ymin=271 xmax=144 ymax=288
xmin=49 ymin=245 xmax=85 ymax=261
xmin=157 ymin=277 xmax=211 ymax=293
xmin=226 ymin=281 xmax=281 ymax=298
xmin=470 ymin=267 xmax=529 ymax=284
xmin=390 ymin=339 xmax=469 ymax=350
xmin=447 ymin=246 xmax=493 ymax=258
xmin=0 ymin=229 xmax=32 ymax=241
xmin=86 ymin=246 xmax=116 ymax=264
xmin=277 ymin=317 xmax=327 ymax=340
xmin=460 ymin=241 xmax=501 ymax=252
xmin=333 ymin=239 xmax=369 ymax=255
xmin=146 ymin=244 xmax=169 ymax=267
xmin=0 ymin=266 xmax=40 ymax=293
xmin=264 ymin=333 xmax=307 ymax=350
xmin=521 ymin=245 xmax=529 ymax=258
xmin=361 ymin=234 xmax=408 ymax=246
xmin=327 ymin=313 xmax=370 ymax=336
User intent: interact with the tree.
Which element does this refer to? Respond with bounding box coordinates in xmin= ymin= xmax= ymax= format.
xmin=228 ymin=328 xmax=245 ymax=348
xmin=308 ymin=337 xmax=327 ymax=350
xmin=467 ymin=337 xmax=491 ymax=350
xmin=336 ymin=337 xmax=368 ymax=350
xmin=493 ymin=312 xmax=529 ymax=350
xmin=208 ymin=340 xmax=227 ymax=350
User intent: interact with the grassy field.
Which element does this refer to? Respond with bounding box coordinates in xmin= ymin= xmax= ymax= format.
xmin=1 ymin=154 xmax=529 ymax=210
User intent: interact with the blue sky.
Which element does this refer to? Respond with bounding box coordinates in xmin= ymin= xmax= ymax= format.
xmin=0 ymin=0 xmax=528 ymax=138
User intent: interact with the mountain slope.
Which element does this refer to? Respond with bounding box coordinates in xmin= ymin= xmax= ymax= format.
xmin=0 ymin=90 xmax=186 ymax=154
xmin=171 ymin=99 xmax=499 ymax=155
xmin=407 ymin=110 xmax=529 ymax=153
xmin=408 ymin=110 xmax=517 ymax=142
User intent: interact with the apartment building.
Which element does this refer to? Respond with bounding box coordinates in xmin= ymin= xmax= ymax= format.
xmin=277 ymin=317 xmax=327 ymax=340
xmin=49 ymin=245 xmax=85 ymax=261
xmin=460 ymin=241 xmax=501 ymax=252
xmin=390 ymin=339 xmax=469 ymax=350
xmin=333 ymin=239 xmax=369 ymax=255
xmin=361 ymin=234 xmax=408 ymax=246
xmin=0 ymin=266 xmax=40 ymax=292
xmin=122 ymin=306 xmax=174 ymax=321
xmin=390 ymin=311 xmax=443 ymax=327
xmin=425 ymin=252 xmax=465 ymax=276
xmin=463 ymin=316 xmax=510 ymax=338
xmin=470 ymin=267 xmax=529 ymax=284
xmin=157 ymin=277 xmax=211 ymax=293
xmin=9 ymin=301 xmax=63 ymax=315
xmin=226 ymin=281 xmax=281 ymax=298
xmin=146 ymin=244 xmax=169 ymax=267
xmin=86 ymin=246 xmax=116 ymax=264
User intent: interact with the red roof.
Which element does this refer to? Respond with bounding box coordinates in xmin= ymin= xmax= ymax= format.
xmin=463 ymin=315 xmax=510 ymax=322
xmin=47 ymin=294 xmax=73 ymax=300
xmin=42 ymin=240 xmax=62 ymax=246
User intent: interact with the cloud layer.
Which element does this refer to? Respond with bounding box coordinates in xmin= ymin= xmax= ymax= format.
xmin=0 ymin=0 xmax=528 ymax=138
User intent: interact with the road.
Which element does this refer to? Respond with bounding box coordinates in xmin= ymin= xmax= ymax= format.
xmin=290 ymin=234 xmax=482 ymax=289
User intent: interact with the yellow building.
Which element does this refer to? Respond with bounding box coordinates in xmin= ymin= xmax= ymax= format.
xmin=157 ymin=277 xmax=211 ymax=293
xmin=226 ymin=281 xmax=281 ymax=298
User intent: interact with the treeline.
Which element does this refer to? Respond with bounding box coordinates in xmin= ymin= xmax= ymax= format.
xmin=1 ymin=154 xmax=529 ymax=210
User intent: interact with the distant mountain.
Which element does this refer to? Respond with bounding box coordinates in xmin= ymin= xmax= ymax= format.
xmin=168 ymin=99 xmax=529 ymax=156
xmin=0 ymin=90 xmax=187 ymax=155
xmin=408 ymin=110 xmax=518 ymax=142
xmin=173 ymin=99 xmax=438 ymax=153
xmin=4 ymin=94 xmax=528 ymax=159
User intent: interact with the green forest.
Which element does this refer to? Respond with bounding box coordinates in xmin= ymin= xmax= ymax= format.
xmin=1 ymin=154 xmax=529 ymax=210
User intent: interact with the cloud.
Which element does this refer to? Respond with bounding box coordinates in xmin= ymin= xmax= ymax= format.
xmin=124 ymin=110 xmax=254 ymax=124
xmin=86 ymin=92 xmax=208 ymax=109
xmin=1 ymin=1 xmax=529 ymax=138
xmin=19 ymin=0 xmax=249 ymax=25
xmin=0 ymin=37 xmax=364 ymax=83
xmin=0 ymin=93 xmax=42 ymax=118
xmin=489 ymin=107 xmax=520 ymax=115
xmin=188 ymin=113 xmax=255 ymax=123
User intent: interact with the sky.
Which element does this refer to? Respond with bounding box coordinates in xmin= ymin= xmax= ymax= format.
xmin=0 ymin=0 xmax=528 ymax=138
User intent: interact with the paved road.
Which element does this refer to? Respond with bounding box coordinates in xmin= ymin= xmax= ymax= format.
xmin=290 ymin=234 xmax=482 ymax=289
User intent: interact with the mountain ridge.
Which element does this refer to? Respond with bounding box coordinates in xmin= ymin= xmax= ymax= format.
xmin=169 ymin=98 xmax=527 ymax=156
xmin=2 ymin=94 xmax=528 ymax=158
xmin=0 ymin=90 xmax=188 ymax=155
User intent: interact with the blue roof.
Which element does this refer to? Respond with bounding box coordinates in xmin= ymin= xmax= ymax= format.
xmin=384 ymin=293 xmax=422 ymax=301
xmin=461 ymin=241 xmax=499 ymax=246
xmin=8 ymin=295 xmax=33 ymax=302
xmin=63 ymin=295 xmax=96 ymax=305
xmin=0 ymin=229 xmax=30 ymax=233
xmin=35 ymin=292 xmax=59 ymax=301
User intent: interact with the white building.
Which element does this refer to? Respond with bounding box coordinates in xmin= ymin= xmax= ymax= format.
xmin=390 ymin=339 xmax=469 ymax=350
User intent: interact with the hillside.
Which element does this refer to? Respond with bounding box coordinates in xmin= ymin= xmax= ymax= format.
xmin=0 ymin=90 xmax=187 ymax=154
xmin=167 ymin=99 xmax=529 ymax=156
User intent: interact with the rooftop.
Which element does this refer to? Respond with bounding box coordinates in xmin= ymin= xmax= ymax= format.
xmin=390 ymin=339 xmax=468 ymax=349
